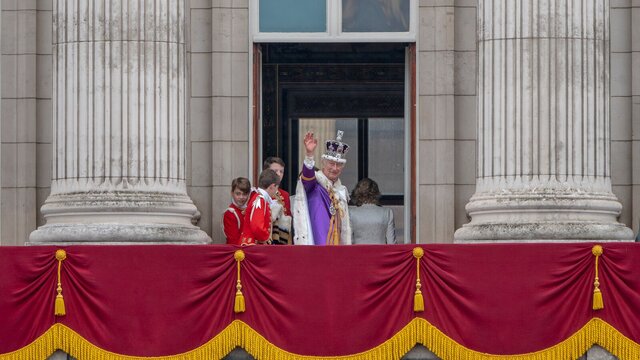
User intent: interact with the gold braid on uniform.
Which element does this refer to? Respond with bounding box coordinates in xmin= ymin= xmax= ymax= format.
xmin=325 ymin=186 xmax=343 ymax=246
xmin=274 ymin=190 xmax=286 ymax=209
xmin=271 ymin=190 xmax=290 ymax=245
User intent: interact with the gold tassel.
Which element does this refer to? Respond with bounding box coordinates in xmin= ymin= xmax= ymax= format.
xmin=234 ymin=291 xmax=245 ymax=313
xmin=54 ymin=249 xmax=67 ymax=316
xmin=413 ymin=247 xmax=425 ymax=312
xmin=234 ymin=250 xmax=246 ymax=313
xmin=414 ymin=291 xmax=424 ymax=312
xmin=592 ymin=245 xmax=604 ymax=310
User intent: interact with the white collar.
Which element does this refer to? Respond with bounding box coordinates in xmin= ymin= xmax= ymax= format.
xmin=254 ymin=187 xmax=275 ymax=206
xmin=232 ymin=199 xmax=247 ymax=210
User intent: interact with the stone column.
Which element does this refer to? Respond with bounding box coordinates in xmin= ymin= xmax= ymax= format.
xmin=30 ymin=0 xmax=210 ymax=244
xmin=455 ymin=0 xmax=634 ymax=242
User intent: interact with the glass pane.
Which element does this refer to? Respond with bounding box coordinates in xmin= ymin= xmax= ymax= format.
xmin=342 ymin=0 xmax=410 ymax=32
xmin=368 ymin=118 xmax=404 ymax=195
xmin=298 ymin=118 xmax=358 ymax=190
xmin=260 ymin=0 xmax=327 ymax=32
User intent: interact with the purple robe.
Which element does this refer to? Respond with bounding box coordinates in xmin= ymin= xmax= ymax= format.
xmin=301 ymin=164 xmax=333 ymax=245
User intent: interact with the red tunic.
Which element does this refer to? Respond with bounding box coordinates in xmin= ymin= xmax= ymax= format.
xmin=240 ymin=191 xmax=272 ymax=245
xmin=222 ymin=203 xmax=245 ymax=245
xmin=273 ymin=189 xmax=291 ymax=217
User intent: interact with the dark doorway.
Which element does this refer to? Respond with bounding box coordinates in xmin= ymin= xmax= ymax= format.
xmin=260 ymin=43 xmax=406 ymax=206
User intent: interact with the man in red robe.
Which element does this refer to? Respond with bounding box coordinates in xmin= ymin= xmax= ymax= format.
xmin=263 ymin=157 xmax=291 ymax=215
xmin=263 ymin=157 xmax=292 ymax=244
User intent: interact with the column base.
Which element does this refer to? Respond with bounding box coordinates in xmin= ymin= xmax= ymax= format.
xmin=454 ymin=222 xmax=634 ymax=243
xmin=454 ymin=189 xmax=635 ymax=243
xmin=29 ymin=190 xmax=212 ymax=245
xmin=28 ymin=223 xmax=211 ymax=245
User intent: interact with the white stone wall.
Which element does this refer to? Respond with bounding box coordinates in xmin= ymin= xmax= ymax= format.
xmin=188 ymin=0 xmax=250 ymax=244
xmin=453 ymin=0 xmax=477 ymax=238
xmin=611 ymin=0 xmax=634 ymax=233
xmin=0 ymin=0 xmax=51 ymax=245
xmin=417 ymin=0 xmax=478 ymax=243
xmin=632 ymin=0 xmax=640 ymax=236
xmin=418 ymin=0 xmax=456 ymax=243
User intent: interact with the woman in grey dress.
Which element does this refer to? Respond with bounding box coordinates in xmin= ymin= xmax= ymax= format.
xmin=349 ymin=178 xmax=396 ymax=244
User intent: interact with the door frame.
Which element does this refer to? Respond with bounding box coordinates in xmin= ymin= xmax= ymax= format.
xmin=251 ymin=43 xmax=417 ymax=244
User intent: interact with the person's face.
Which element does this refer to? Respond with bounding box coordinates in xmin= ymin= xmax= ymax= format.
xmin=322 ymin=159 xmax=344 ymax=182
xmin=269 ymin=163 xmax=285 ymax=181
xmin=232 ymin=189 xmax=249 ymax=207
xmin=266 ymin=183 xmax=279 ymax=198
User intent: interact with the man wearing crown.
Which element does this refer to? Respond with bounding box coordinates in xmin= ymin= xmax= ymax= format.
xmin=293 ymin=130 xmax=352 ymax=245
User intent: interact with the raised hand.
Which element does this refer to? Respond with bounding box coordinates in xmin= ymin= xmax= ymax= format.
xmin=304 ymin=131 xmax=317 ymax=156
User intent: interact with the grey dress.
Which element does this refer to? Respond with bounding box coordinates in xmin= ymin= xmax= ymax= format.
xmin=349 ymin=204 xmax=396 ymax=244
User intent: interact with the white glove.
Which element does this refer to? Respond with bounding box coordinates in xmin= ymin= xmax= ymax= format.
xmin=276 ymin=214 xmax=292 ymax=233
xmin=270 ymin=203 xmax=283 ymax=223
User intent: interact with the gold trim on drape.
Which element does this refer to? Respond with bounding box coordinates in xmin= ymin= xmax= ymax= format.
xmin=3 ymin=318 xmax=639 ymax=360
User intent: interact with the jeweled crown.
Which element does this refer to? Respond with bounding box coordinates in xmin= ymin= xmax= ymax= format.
xmin=322 ymin=130 xmax=350 ymax=164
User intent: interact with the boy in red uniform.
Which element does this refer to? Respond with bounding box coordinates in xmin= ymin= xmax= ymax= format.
xmin=263 ymin=157 xmax=292 ymax=244
xmin=222 ymin=177 xmax=251 ymax=245
xmin=240 ymin=169 xmax=282 ymax=245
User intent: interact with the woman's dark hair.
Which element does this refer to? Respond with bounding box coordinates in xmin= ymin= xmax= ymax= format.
xmin=351 ymin=178 xmax=381 ymax=206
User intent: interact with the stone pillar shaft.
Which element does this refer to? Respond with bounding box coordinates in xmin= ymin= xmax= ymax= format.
xmin=53 ymin=0 xmax=185 ymax=191
xmin=455 ymin=0 xmax=633 ymax=241
xmin=30 ymin=0 xmax=210 ymax=244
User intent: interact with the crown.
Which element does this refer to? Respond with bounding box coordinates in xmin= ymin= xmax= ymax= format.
xmin=321 ymin=130 xmax=350 ymax=164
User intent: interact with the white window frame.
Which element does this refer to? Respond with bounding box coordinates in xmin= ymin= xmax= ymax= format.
xmin=251 ymin=0 xmax=417 ymax=43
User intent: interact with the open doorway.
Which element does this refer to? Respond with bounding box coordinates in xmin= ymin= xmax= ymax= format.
xmin=257 ymin=43 xmax=412 ymax=243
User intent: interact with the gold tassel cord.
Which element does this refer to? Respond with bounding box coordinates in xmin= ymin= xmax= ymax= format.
xmin=54 ymin=249 xmax=67 ymax=317
xmin=592 ymin=245 xmax=604 ymax=310
xmin=234 ymin=250 xmax=246 ymax=313
xmin=413 ymin=247 xmax=425 ymax=312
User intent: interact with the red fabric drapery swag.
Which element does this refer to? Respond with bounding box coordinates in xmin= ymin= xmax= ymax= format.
xmin=1 ymin=244 xmax=640 ymax=360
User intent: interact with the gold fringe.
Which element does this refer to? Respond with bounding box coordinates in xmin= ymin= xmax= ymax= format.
xmin=54 ymin=249 xmax=67 ymax=316
xmin=234 ymin=250 xmax=246 ymax=313
xmin=592 ymin=245 xmax=604 ymax=310
xmin=2 ymin=318 xmax=640 ymax=360
xmin=412 ymin=247 xmax=425 ymax=312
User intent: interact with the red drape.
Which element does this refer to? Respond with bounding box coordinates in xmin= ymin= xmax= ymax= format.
xmin=1 ymin=243 xmax=639 ymax=357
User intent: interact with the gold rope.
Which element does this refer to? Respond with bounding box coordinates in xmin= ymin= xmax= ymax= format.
xmin=3 ymin=318 xmax=640 ymax=360
xmin=54 ymin=249 xmax=67 ymax=316
xmin=234 ymin=250 xmax=246 ymax=313
xmin=592 ymin=245 xmax=604 ymax=310
xmin=413 ymin=247 xmax=425 ymax=312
